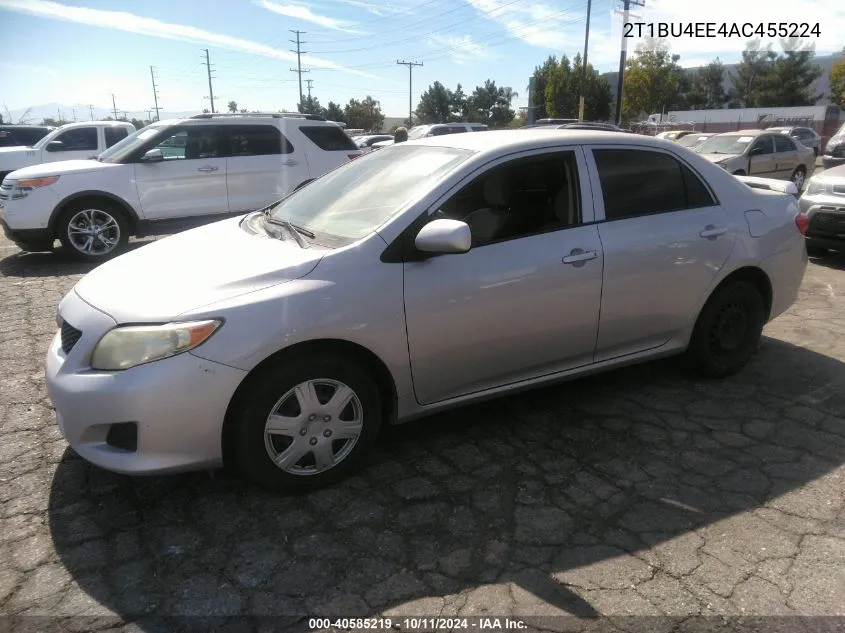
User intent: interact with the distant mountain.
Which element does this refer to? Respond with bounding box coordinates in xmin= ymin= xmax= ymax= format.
xmin=600 ymin=52 xmax=844 ymax=109
xmin=4 ymin=102 xmax=203 ymax=124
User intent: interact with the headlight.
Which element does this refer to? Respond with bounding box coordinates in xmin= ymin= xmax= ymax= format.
xmin=9 ymin=176 xmax=60 ymax=200
xmin=804 ymin=178 xmax=828 ymax=196
xmin=90 ymin=319 xmax=222 ymax=371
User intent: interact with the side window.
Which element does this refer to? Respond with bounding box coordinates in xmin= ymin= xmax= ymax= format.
xmin=431 ymin=127 xmax=451 ymax=136
xmin=774 ymin=134 xmax=796 ymax=152
xmin=299 ymin=125 xmax=357 ymax=151
xmin=105 ymin=126 xmax=129 ymax=148
xmin=225 ymin=124 xmax=292 ymax=156
xmin=439 ymin=151 xmax=582 ymax=247
xmin=54 ymin=127 xmax=98 ymax=151
xmin=751 ymin=136 xmax=774 ymax=155
xmin=149 ymin=126 xmax=221 ymax=160
xmin=592 ymin=149 xmax=715 ymax=221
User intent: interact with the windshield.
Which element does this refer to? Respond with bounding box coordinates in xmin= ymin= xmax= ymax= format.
xmin=695 ymin=134 xmax=756 ymax=155
xmin=97 ymin=124 xmax=169 ymax=163
xmin=269 ymin=145 xmax=472 ymax=240
xmin=678 ymin=134 xmax=710 ymax=147
xmin=836 ymin=123 xmax=845 ymax=138
xmin=407 ymin=126 xmax=432 ymax=140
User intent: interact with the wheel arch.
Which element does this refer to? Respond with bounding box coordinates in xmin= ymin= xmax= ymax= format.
xmin=708 ymin=265 xmax=773 ymax=322
xmin=49 ymin=191 xmax=140 ymax=237
xmin=220 ymin=338 xmax=399 ymax=468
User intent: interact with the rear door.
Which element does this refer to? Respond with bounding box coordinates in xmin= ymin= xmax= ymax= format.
xmin=41 ymin=126 xmax=100 ymax=162
xmin=773 ymin=133 xmax=800 ymax=179
xmin=134 ymin=124 xmax=228 ymax=219
xmin=223 ymin=123 xmax=307 ymax=213
xmin=297 ymin=124 xmax=359 ymax=178
xmin=585 ymin=146 xmax=736 ymax=361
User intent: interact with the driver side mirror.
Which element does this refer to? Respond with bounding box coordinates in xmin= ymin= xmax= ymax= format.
xmin=45 ymin=141 xmax=64 ymax=152
xmin=140 ymin=148 xmax=164 ymax=163
xmin=415 ymin=218 xmax=471 ymax=254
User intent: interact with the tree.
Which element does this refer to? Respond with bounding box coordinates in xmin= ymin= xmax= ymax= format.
xmin=202 ymin=108 xmax=210 ymax=114
xmin=466 ymin=79 xmax=516 ymax=127
xmin=451 ymin=84 xmax=470 ymax=120
xmin=228 ymin=100 xmax=238 ymax=113
xmin=831 ymin=48 xmax=845 ymax=108
xmin=529 ymin=55 xmax=557 ymax=120
xmin=344 ymin=96 xmax=385 ymax=131
xmin=621 ymin=39 xmax=687 ymax=121
xmin=40 ymin=117 xmax=71 ymax=126
xmin=325 ymin=101 xmax=345 ymax=123
xmin=758 ymin=38 xmax=823 ymax=106
xmin=416 ymin=81 xmax=454 ymax=124
xmin=728 ymin=40 xmax=777 ymax=107
xmin=298 ymin=95 xmax=325 ymax=117
xmin=130 ymin=118 xmax=149 ymax=130
xmin=240 ymin=108 xmax=248 ymax=113
xmin=684 ymin=58 xmax=726 ymax=109
xmin=544 ymin=53 xmax=612 ymax=121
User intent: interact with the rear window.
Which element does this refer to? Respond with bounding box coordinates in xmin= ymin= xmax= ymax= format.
xmin=299 ymin=125 xmax=357 ymax=151
xmin=105 ymin=126 xmax=130 ymax=148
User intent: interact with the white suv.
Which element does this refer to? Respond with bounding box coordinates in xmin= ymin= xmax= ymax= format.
xmin=0 ymin=113 xmax=362 ymax=260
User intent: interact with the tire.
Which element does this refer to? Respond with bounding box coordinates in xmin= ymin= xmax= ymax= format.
xmin=806 ymin=245 xmax=828 ymax=257
xmin=732 ymin=170 xmax=746 ymax=176
xmin=686 ymin=280 xmax=766 ymax=379
xmin=790 ymin=166 xmax=807 ymax=191
xmin=57 ymin=199 xmax=129 ymax=262
xmin=232 ymin=355 xmax=383 ymax=492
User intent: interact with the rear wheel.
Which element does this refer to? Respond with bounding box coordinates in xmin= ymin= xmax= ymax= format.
xmin=791 ymin=166 xmax=806 ymax=191
xmin=686 ymin=281 xmax=766 ymax=378
xmin=232 ymin=355 xmax=383 ymax=492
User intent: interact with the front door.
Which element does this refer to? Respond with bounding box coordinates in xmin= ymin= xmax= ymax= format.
xmin=223 ymin=124 xmax=310 ymax=213
xmin=587 ymin=147 xmax=736 ymax=361
xmin=134 ymin=125 xmax=228 ymax=220
xmin=747 ymin=135 xmax=777 ymax=176
xmin=41 ymin=126 xmax=100 ymax=163
xmin=403 ymin=148 xmax=604 ymax=404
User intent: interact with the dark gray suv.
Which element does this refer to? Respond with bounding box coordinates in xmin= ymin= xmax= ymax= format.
xmin=822 ymin=123 xmax=845 ymax=169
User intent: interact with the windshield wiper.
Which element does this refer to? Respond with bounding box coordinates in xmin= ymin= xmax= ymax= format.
xmin=263 ymin=211 xmax=312 ymax=248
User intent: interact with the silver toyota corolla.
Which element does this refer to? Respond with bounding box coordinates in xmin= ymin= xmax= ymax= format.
xmin=46 ymin=130 xmax=809 ymax=491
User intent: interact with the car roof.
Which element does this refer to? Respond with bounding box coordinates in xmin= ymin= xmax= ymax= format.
xmin=405 ymin=128 xmax=673 ymax=153
xmin=716 ymin=129 xmax=768 ymax=137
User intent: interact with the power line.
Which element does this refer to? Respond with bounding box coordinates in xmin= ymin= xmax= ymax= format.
xmin=202 ymin=48 xmax=216 ymax=113
xmin=397 ymin=60 xmax=423 ymax=126
xmin=289 ymin=30 xmax=309 ymax=110
xmin=150 ymin=66 xmax=162 ymax=121
xmin=614 ymin=0 xmax=645 ymax=124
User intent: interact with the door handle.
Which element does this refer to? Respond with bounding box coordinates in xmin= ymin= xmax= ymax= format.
xmin=197 ymin=165 xmax=219 ymax=173
xmin=280 ymin=159 xmax=298 ymax=166
xmin=700 ymin=225 xmax=727 ymax=238
xmin=562 ymin=249 xmax=598 ymax=265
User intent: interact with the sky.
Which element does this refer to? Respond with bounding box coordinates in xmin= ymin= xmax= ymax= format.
xmin=0 ymin=0 xmax=843 ymax=119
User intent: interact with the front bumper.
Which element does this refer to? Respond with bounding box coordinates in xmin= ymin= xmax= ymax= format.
xmin=822 ymin=155 xmax=845 ymax=169
xmin=799 ymin=193 xmax=845 ymax=250
xmin=45 ymin=290 xmax=248 ymax=475
xmin=0 ymin=216 xmax=53 ymax=249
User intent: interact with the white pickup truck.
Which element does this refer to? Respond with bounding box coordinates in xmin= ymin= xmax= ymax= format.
xmin=0 ymin=121 xmax=136 ymax=181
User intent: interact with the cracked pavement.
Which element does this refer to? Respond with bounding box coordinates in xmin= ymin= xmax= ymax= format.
xmin=1 ymin=233 xmax=844 ymax=633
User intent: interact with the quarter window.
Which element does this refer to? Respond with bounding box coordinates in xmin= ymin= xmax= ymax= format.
xmin=225 ymin=124 xmax=292 ymax=155
xmin=105 ymin=126 xmax=129 ymax=148
xmin=593 ymin=149 xmax=716 ymax=221
xmin=299 ymin=125 xmax=357 ymax=151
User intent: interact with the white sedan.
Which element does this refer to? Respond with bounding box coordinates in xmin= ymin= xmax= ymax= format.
xmin=45 ymin=129 xmax=808 ymax=491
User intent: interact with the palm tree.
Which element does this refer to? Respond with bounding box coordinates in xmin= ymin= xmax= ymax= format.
xmin=228 ymin=100 xmax=238 ymax=113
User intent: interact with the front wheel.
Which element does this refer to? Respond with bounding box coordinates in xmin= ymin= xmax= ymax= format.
xmin=57 ymin=201 xmax=129 ymax=261
xmin=686 ymin=281 xmax=766 ymax=379
xmin=790 ymin=166 xmax=807 ymax=191
xmin=232 ymin=355 xmax=383 ymax=492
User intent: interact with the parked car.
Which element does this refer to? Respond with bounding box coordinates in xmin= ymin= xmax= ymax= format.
xmin=799 ymin=163 xmax=845 ymax=255
xmin=0 ymin=112 xmax=362 ymax=261
xmin=655 ymin=130 xmax=695 ymax=141
xmin=535 ymin=118 xmax=578 ymax=125
xmin=821 ymin=122 xmax=845 ymax=169
xmin=0 ymin=121 xmax=135 ymax=182
xmin=557 ymin=122 xmax=630 ymax=132
xmin=45 ymin=129 xmax=808 ymax=491
xmin=355 ymin=134 xmax=394 ymax=151
xmin=677 ymin=133 xmax=715 ymax=149
xmin=766 ymin=126 xmax=821 ymax=156
xmin=695 ymin=129 xmax=815 ymax=190
xmin=371 ymin=123 xmax=488 ymax=149
xmin=0 ymin=124 xmax=56 ymax=148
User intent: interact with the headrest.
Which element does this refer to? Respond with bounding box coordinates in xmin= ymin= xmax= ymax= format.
xmin=483 ymin=172 xmax=511 ymax=207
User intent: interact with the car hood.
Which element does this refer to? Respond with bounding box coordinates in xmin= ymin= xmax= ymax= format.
xmin=73 ymin=215 xmax=325 ymax=323
xmin=8 ymin=159 xmax=117 ymax=179
xmin=699 ymin=153 xmax=739 ymax=163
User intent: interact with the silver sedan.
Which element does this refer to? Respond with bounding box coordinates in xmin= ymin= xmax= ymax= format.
xmin=45 ymin=130 xmax=809 ymax=491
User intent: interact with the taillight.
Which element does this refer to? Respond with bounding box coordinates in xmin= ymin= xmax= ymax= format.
xmin=795 ymin=212 xmax=809 ymax=235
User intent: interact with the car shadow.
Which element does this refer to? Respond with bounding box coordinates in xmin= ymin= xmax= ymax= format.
xmin=0 ymin=240 xmax=154 ymax=278
xmin=42 ymin=336 xmax=845 ymax=629
xmin=808 ymin=249 xmax=845 ymax=272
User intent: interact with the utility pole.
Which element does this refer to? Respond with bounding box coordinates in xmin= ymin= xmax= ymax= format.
xmin=88 ymin=104 xmax=94 ymax=120
xmin=305 ymin=78 xmax=313 ymax=100
xmin=577 ymin=0 xmax=593 ymax=121
xmin=289 ymin=30 xmax=308 ymax=110
xmin=146 ymin=108 xmax=154 ymax=123
xmin=202 ymin=49 xmax=216 ymax=113
xmin=614 ymin=0 xmax=645 ymax=125
xmin=72 ymin=108 xmax=77 ymax=122
xmin=397 ymin=60 xmax=423 ymax=127
xmin=149 ymin=65 xmax=161 ymax=121
xmin=111 ymin=94 xmax=118 ymax=120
